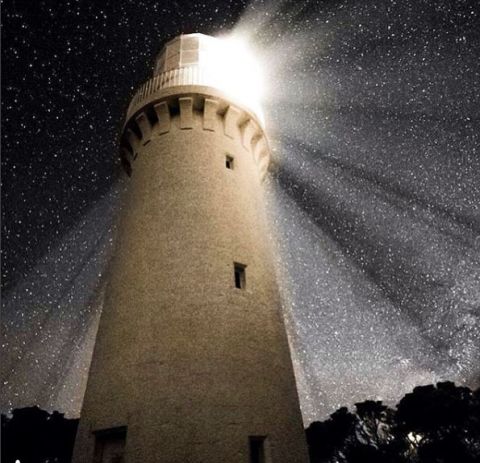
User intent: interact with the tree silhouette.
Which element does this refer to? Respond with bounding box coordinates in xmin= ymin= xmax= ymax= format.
xmin=306 ymin=407 xmax=357 ymax=462
xmin=395 ymin=381 xmax=480 ymax=463
xmin=2 ymin=382 xmax=479 ymax=463
xmin=306 ymin=382 xmax=480 ymax=463
xmin=1 ymin=406 xmax=78 ymax=463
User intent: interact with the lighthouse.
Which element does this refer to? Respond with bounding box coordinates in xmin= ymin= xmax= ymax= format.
xmin=73 ymin=33 xmax=309 ymax=463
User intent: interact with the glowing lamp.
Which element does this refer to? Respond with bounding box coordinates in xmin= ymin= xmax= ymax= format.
xmin=153 ymin=33 xmax=266 ymax=125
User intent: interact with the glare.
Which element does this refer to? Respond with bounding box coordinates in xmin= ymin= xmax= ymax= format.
xmin=208 ymin=35 xmax=266 ymax=125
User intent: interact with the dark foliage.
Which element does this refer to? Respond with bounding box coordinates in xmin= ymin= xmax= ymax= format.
xmin=2 ymin=382 xmax=479 ymax=463
xmin=306 ymin=382 xmax=480 ymax=463
xmin=1 ymin=406 xmax=78 ymax=463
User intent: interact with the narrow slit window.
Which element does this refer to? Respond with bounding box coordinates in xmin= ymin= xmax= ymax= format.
xmin=225 ymin=155 xmax=234 ymax=170
xmin=93 ymin=426 xmax=127 ymax=463
xmin=249 ymin=436 xmax=268 ymax=463
xmin=234 ymin=263 xmax=246 ymax=289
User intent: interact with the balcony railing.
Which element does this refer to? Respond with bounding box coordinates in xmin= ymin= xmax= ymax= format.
xmin=126 ymin=66 xmax=217 ymax=121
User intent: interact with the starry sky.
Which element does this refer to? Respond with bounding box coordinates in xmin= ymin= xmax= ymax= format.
xmin=2 ymin=0 xmax=479 ymax=424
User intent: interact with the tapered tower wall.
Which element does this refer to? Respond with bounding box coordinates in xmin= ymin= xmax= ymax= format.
xmin=73 ymin=35 xmax=309 ymax=463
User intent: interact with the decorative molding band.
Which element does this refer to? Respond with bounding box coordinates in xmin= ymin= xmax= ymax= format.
xmin=120 ymin=95 xmax=270 ymax=180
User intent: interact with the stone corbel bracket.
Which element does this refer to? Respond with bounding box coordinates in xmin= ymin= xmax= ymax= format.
xmin=120 ymin=88 xmax=271 ymax=181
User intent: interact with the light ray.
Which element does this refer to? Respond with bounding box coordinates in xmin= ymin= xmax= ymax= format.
xmin=235 ymin=0 xmax=480 ymax=421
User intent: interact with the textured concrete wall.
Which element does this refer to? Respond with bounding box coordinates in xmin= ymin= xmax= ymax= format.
xmin=73 ymin=89 xmax=309 ymax=463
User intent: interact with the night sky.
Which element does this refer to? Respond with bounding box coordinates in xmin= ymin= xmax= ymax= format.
xmin=2 ymin=0 xmax=479 ymax=424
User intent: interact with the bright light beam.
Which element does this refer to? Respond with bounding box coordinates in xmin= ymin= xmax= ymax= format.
xmin=210 ymin=34 xmax=267 ymax=125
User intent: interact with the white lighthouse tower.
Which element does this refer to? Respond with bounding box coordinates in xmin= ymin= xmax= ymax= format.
xmin=73 ymin=33 xmax=309 ymax=463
